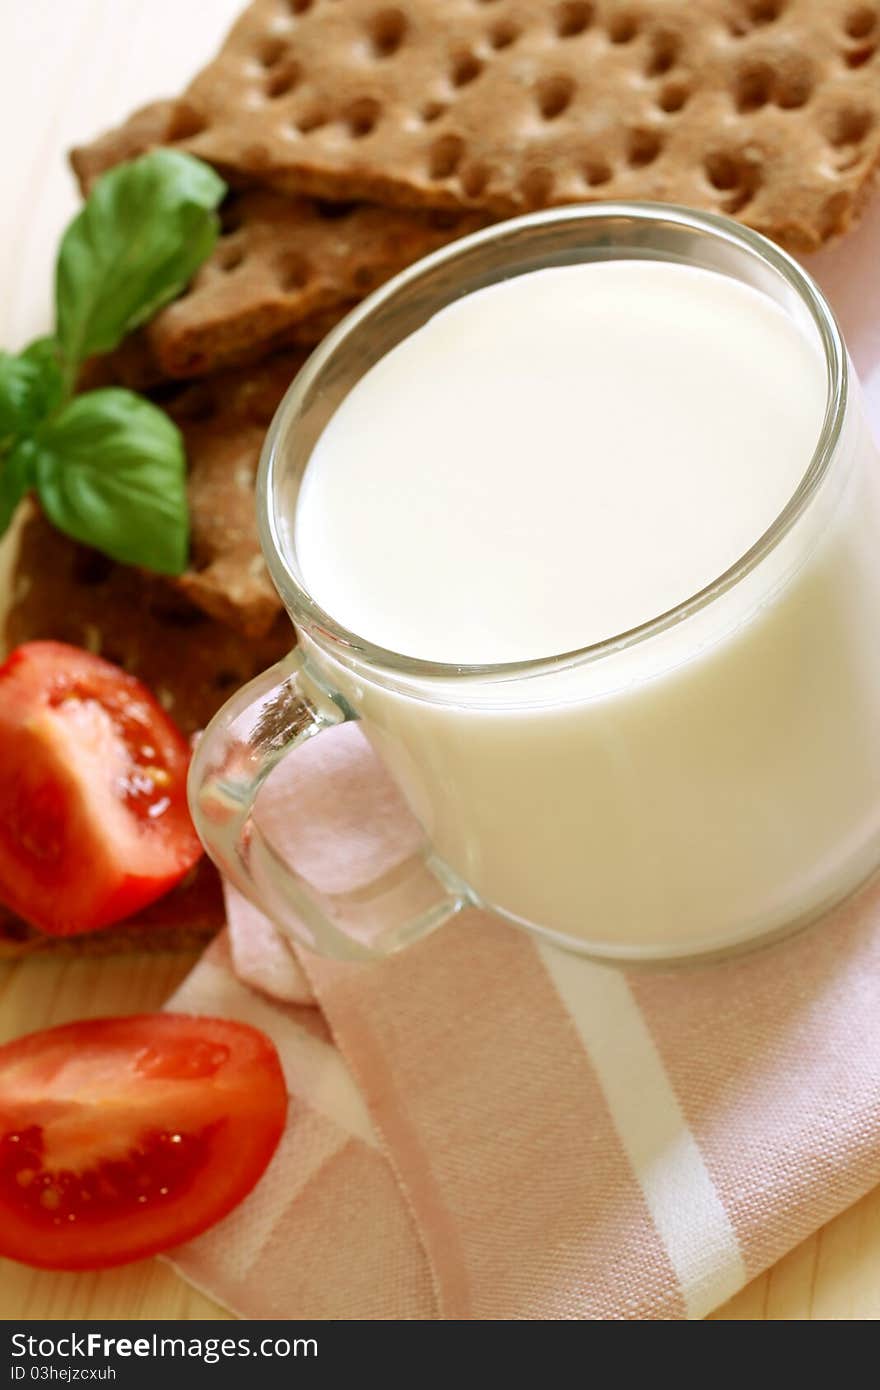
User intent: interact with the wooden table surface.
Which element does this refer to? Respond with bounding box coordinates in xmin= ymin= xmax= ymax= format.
xmin=3 ymin=0 xmax=880 ymax=1322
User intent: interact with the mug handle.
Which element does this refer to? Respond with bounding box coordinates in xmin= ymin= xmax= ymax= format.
xmin=188 ymin=648 xmax=470 ymax=960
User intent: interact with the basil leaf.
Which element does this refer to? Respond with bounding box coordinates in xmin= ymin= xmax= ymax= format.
xmin=56 ymin=150 xmax=226 ymax=365
xmin=0 ymin=438 xmax=37 ymax=533
xmin=33 ymin=389 xmax=189 ymax=574
xmin=0 ymin=355 xmax=37 ymax=447
xmin=0 ymin=340 xmax=62 ymax=448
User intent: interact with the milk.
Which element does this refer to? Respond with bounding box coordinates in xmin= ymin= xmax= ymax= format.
xmin=294 ymin=261 xmax=880 ymax=958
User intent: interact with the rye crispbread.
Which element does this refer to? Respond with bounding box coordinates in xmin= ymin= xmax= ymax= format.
xmin=0 ymin=876 xmax=223 ymax=960
xmin=0 ymin=510 xmax=293 ymax=958
xmin=163 ymin=351 xmax=305 ymax=635
xmin=157 ymin=0 xmax=880 ymax=253
xmin=71 ymin=101 xmax=484 ymax=383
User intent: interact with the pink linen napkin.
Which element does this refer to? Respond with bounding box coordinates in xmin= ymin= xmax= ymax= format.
xmin=161 ymin=203 xmax=880 ymax=1320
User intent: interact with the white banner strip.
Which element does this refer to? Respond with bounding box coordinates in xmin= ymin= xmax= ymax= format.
xmin=537 ymin=944 xmax=746 ymax=1318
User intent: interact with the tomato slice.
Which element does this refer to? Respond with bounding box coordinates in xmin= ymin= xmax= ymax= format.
xmin=0 ymin=641 xmax=203 ymax=935
xmin=0 ymin=1014 xmax=287 ymax=1269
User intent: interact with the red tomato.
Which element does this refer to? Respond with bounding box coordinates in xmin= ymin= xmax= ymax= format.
xmin=0 ymin=1014 xmax=287 ymax=1269
xmin=0 ymin=641 xmax=203 ymax=935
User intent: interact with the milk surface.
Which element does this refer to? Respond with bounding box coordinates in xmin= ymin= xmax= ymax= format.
xmin=296 ymin=262 xmax=826 ymax=663
xmin=292 ymin=259 xmax=880 ymax=958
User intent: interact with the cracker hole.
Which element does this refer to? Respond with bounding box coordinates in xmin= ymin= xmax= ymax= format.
xmin=288 ymin=0 xmax=313 ymax=12
xmin=845 ymin=5 xmax=876 ymax=36
xmin=451 ymin=51 xmax=484 ymax=87
xmin=369 ymin=8 xmax=407 ymax=57
xmin=217 ymin=240 xmax=245 ymax=272
xmin=555 ymin=1 xmax=593 ymax=38
xmin=705 ymin=152 xmax=740 ymax=190
xmin=295 ymin=108 xmax=327 ymax=133
xmin=775 ymin=68 xmax=813 ymax=108
xmin=536 ymin=74 xmax=575 ymax=120
xmin=645 ymin=32 xmax=679 ymax=76
xmin=461 ymin=162 xmax=492 ymax=197
xmin=734 ymin=64 xmax=772 ymax=111
xmin=824 ymin=105 xmax=873 ymax=146
xmin=421 ymin=100 xmax=448 ymax=123
xmin=169 ymin=383 xmax=214 ymax=423
xmin=220 ymin=204 xmax=244 ymax=233
xmin=168 ymin=103 xmax=207 ymax=141
xmin=258 ymin=37 xmax=287 ymax=68
xmin=427 ymin=209 xmax=465 ymax=229
xmin=489 ymin=19 xmax=521 ymax=49
xmin=746 ymin=0 xmax=785 ymax=22
xmin=428 ymin=133 xmax=465 ymax=178
xmin=583 ymin=158 xmax=612 ymax=186
xmin=730 ymin=0 xmax=785 ymax=32
xmin=345 ymin=96 xmax=381 ymax=137
xmin=178 ymin=350 xmax=210 ymax=374
xmin=213 ymin=670 xmax=243 ymax=692
xmin=521 ymin=167 xmax=555 ymax=206
xmin=73 ymin=550 xmax=114 ymax=586
xmin=704 ymin=151 xmax=761 ymax=213
xmin=277 ymin=254 xmax=311 ymax=292
xmin=627 ymin=128 xmax=662 ymax=167
xmin=845 ymin=42 xmax=877 ymax=65
xmin=608 ymin=12 xmax=638 ymax=43
xmin=658 ymin=80 xmax=690 ymax=112
xmin=266 ymin=62 xmax=301 ymax=99
xmin=314 ymin=199 xmax=358 ymax=219
xmin=148 ymin=601 xmax=206 ymax=630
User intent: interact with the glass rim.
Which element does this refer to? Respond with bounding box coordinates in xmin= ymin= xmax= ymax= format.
xmin=258 ymin=200 xmax=847 ymax=681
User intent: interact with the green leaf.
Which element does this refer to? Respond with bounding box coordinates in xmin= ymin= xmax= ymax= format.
xmin=0 ymin=340 xmax=62 ymax=447
xmin=55 ymin=150 xmax=226 ymax=366
xmin=33 ymin=389 xmax=189 ymax=574
xmin=20 ymin=337 xmax=65 ymax=412
xmin=0 ymin=438 xmax=37 ymax=534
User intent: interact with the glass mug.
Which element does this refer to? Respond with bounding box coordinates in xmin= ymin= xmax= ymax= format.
xmin=189 ymin=202 xmax=880 ymax=963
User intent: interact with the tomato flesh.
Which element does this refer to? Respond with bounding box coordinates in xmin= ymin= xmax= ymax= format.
xmin=0 ymin=1015 xmax=287 ymax=1269
xmin=0 ymin=1123 xmax=215 ymax=1229
xmin=0 ymin=642 xmax=203 ymax=935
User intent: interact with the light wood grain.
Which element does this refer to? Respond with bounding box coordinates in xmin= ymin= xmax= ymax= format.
xmin=3 ymin=0 xmax=880 ymax=1322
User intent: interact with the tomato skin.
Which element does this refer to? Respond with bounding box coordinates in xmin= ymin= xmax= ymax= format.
xmin=0 ymin=1014 xmax=287 ymax=1270
xmin=0 ymin=642 xmax=203 ymax=935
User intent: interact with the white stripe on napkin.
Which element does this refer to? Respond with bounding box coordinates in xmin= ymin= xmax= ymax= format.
xmin=537 ymin=944 xmax=746 ymax=1318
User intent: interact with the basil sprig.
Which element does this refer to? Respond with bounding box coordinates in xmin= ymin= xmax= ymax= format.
xmin=0 ymin=150 xmax=226 ymax=575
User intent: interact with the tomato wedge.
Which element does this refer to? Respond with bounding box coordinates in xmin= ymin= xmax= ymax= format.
xmin=0 ymin=1014 xmax=287 ymax=1269
xmin=0 ymin=641 xmax=203 ymax=935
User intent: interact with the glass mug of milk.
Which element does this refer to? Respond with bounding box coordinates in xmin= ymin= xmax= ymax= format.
xmin=189 ymin=202 xmax=880 ymax=963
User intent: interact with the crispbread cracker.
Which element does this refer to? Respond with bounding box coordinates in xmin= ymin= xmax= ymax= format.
xmin=72 ymin=102 xmax=484 ymax=382
xmin=1 ymin=510 xmax=293 ymax=956
xmin=148 ymin=194 xmax=483 ymax=378
xmin=69 ymin=99 xmax=207 ymax=190
xmin=167 ymin=0 xmax=880 ymax=252
xmin=77 ymin=300 xmax=341 ymax=391
xmin=164 ymin=351 xmax=304 ymax=634
xmin=0 ymin=882 xmax=222 ymax=960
